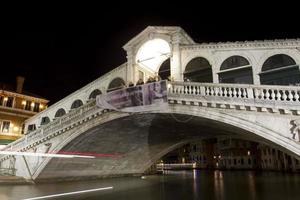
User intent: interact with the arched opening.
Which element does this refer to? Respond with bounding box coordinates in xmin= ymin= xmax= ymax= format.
xmin=184 ymin=57 xmax=213 ymax=82
xmin=219 ymin=56 xmax=253 ymax=84
xmin=136 ymin=38 xmax=171 ymax=74
xmin=40 ymin=116 xmax=50 ymax=125
xmin=71 ymin=99 xmax=83 ymax=109
xmin=260 ymin=54 xmax=300 ymax=85
xmin=89 ymin=89 xmax=102 ymax=99
xmin=107 ymin=77 xmax=126 ymax=92
xmin=54 ymin=108 xmax=66 ymax=118
xmin=158 ymin=58 xmax=170 ymax=80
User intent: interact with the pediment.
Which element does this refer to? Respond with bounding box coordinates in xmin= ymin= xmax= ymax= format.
xmin=123 ymin=26 xmax=195 ymax=52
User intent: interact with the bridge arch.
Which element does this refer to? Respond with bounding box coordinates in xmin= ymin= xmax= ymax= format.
xmin=260 ymin=54 xmax=300 ymax=85
xmin=54 ymin=108 xmax=66 ymax=118
xmin=107 ymin=77 xmax=126 ymax=92
xmin=135 ymin=38 xmax=171 ymax=75
xmin=219 ymin=55 xmax=253 ymax=84
xmin=31 ymin=105 xmax=300 ymax=181
xmin=70 ymin=99 xmax=84 ymax=110
xmin=183 ymin=57 xmax=213 ymax=82
xmin=88 ymin=89 xmax=102 ymax=100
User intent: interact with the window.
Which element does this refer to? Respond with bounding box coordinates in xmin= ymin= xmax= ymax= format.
xmin=33 ymin=103 xmax=40 ymax=112
xmin=1 ymin=121 xmax=10 ymax=133
xmin=27 ymin=124 xmax=36 ymax=132
xmin=25 ymin=101 xmax=31 ymax=111
xmin=0 ymin=96 xmax=3 ymax=106
xmin=6 ymin=97 xmax=14 ymax=107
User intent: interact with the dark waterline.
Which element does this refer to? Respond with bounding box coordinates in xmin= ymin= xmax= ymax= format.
xmin=1 ymin=170 xmax=300 ymax=200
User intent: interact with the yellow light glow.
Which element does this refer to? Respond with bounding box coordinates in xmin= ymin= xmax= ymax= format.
xmin=136 ymin=39 xmax=171 ymax=73
xmin=218 ymin=155 xmax=221 ymax=159
xmin=22 ymin=100 xmax=26 ymax=105
xmin=3 ymin=97 xmax=8 ymax=101
xmin=39 ymin=104 xmax=44 ymax=109
xmin=31 ymin=102 xmax=35 ymax=107
xmin=247 ymin=151 xmax=251 ymax=156
xmin=13 ymin=127 xmax=19 ymax=132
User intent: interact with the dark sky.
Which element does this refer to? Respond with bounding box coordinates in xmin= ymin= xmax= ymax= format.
xmin=0 ymin=6 xmax=299 ymax=105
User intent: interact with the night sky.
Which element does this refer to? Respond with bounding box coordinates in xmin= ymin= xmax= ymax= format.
xmin=0 ymin=7 xmax=299 ymax=105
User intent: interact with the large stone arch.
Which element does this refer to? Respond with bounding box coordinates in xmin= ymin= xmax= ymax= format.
xmin=182 ymin=52 xmax=215 ymax=74
xmin=257 ymin=49 xmax=300 ymax=72
xmin=259 ymin=53 xmax=300 ymax=85
xmin=31 ymin=105 xmax=300 ymax=181
xmin=218 ymin=55 xmax=253 ymax=84
xmin=135 ymin=38 xmax=172 ymax=75
xmin=183 ymin=57 xmax=213 ymax=82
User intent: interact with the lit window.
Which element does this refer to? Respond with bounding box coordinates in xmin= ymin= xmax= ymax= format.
xmin=0 ymin=96 xmax=4 ymax=106
xmin=33 ymin=103 xmax=40 ymax=112
xmin=5 ymin=97 xmax=14 ymax=107
xmin=1 ymin=121 xmax=10 ymax=133
xmin=25 ymin=101 xmax=31 ymax=111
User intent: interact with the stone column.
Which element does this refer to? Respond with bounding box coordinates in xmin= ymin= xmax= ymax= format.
xmin=126 ymin=50 xmax=135 ymax=84
xmin=170 ymin=34 xmax=183 ymax=81
xmin=252 ymin=64 xmax=261 ymax=85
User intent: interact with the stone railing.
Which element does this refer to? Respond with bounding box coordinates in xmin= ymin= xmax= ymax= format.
xmin=168 ymin=81 xmax=300 ymax=113
xmin=2 ymin=100 xmax=99 ymax=153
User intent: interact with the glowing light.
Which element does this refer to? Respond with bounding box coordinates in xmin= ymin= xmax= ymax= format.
xmin=167 ymin=83 xmax=172 ymax=89
xmin=13 ymin=127 xmax=19 ymax=132
xmin=3 ymin=97 xmax=8 ymax=101
xmin=247 ymin=151 xmax=251 ymax=156
xmin=58 ymin=151 xmax=121 ymax=157
xmin=22 ymin=100 xmax=26 ymax=105
xmin=218 ymin=155 xmax=221 ymax=159
xmin=31 ymin=102 xmax=35 ymax=107
xmin=39 ymin=104 xmax=44 ymax=109
xmin=23 ymin=187 xmax=113 ymax=200
xmin=136 ymin=39 xmax=171 ymax=73
xmin=213 ymin=156 xmax=216 ymax=159
xmin=0 ymin=151 xmax=95 ymax=159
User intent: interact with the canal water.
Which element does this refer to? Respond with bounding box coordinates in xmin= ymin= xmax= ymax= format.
xmin=1 ymin=170 xmax=300 ymax=200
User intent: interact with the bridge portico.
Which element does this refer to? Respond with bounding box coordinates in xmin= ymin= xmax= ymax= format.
xmin=1 ymin=26 xmax=300 ymax=181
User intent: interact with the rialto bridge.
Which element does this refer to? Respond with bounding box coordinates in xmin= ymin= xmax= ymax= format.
xmin=1 ymin=26 xmax=300 ymax=181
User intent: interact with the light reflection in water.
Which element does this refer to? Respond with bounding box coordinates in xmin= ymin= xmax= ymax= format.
xmin=247 ymin=171 xmax=256 ymax=200
xmin=214 ymin=170 xmax=224 ymax=200
xmin=192 ymin=169 xmax=198 ymax=199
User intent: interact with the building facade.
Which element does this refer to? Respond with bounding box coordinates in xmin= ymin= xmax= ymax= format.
xmin=0 ymin=76 xmax=48 ymax=148
xmin=259 ymin=144 xmax=300 ymax=172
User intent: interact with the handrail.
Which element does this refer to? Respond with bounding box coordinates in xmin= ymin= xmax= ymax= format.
xmin=168 ymin=81 xmax=300 ymax=103
xmin=2 ymin=100 xmax=98 ymax=152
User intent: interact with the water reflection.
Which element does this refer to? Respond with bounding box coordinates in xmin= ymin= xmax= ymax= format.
xmin=1 ymin=170 xmax=300 ymax=200
xmin=214 ymin=170 xmax=224 ymax=200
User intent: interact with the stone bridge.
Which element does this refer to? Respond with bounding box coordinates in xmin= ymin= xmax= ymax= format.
xmin=1 ymin=81 xmax=300 ymax=181
xmin=1 ymin=26 xmax=300 ymax=182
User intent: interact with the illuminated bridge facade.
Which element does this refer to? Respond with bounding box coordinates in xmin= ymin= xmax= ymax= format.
xmin=1 ymin=26 xmax=300 ymax=181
